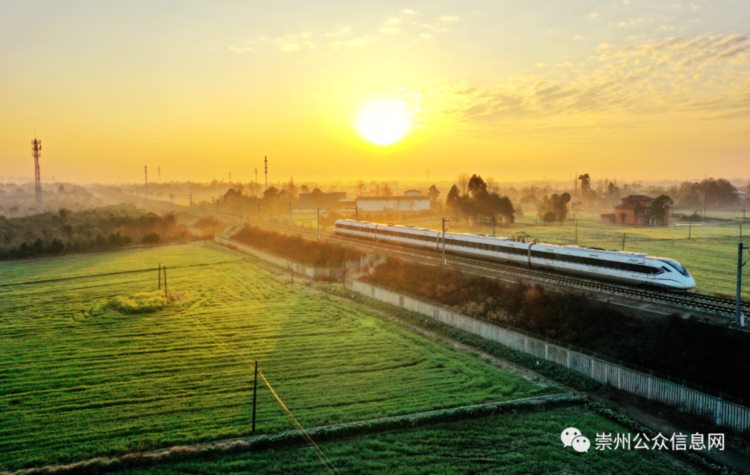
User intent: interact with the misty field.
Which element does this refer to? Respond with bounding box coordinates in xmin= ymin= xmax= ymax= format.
xmin=0 ymin=243 xmax=549 ymax=471
xmin=111 ymin=406 xmax=696 ymax=474
xmin=401 ymin=212 xmax=750 ymax=299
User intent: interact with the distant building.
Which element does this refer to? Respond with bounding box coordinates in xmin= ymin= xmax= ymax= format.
xmin=601 ymin=195 xmax=670 ymax=226
xmin=356 ymin=194 xmax=431 ymax=213
xmin=295 ymin=191 xmax=347 ymax=210
xmin=403 ymin=189 xmax=423 ymax=197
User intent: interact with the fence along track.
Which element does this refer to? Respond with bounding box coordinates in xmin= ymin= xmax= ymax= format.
xmin=347 ymin=279 xmax=750 ymax=432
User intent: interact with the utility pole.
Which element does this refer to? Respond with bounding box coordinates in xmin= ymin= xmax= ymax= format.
xmin=688 ymin=219 xmax=692 ymax=240
xmin=252 ymin=361 xmax=258 ymax=434
xmin=492 ymin=215 xmax=496 ymax=238
xmin=189 ymin=193 xmax=193 ymax=207
xmin=741 ymin=209 xmax=746 ymax=242
xmin=157 ymin=263 xmax=161 ymax=290
xmin=158 ymin=166 xmax=161 ymax=182
xmin=621 ymin=233 xmax=626 ymax=251
xmin=574 ymin=220 xmax=578 ymax=245
xmin=144 ymin=165 xmax=148 ymax=196
xmin=32 ymin=137 xmax=42 ymax=207
xmin=264 ymin=156 xmax=268 ymax=193
xmin=736 ymin=242 xmax=749 ymax=327
xmin=355 ymin=205 xmax=359 ymax=221
xmin=702 ymin=178 xmax=708 ymax=222
xmin=289 ymin=201 xmax=292 ymax=224
xmin=316 ymin=207 xmax=321 ymax=240
xmin=441 ymin=218 xmax=449 ymax=266
xmin=163 ymin=266 xmax=168 ymax=298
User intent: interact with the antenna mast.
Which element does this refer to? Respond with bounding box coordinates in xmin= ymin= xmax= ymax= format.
xmin=32 ymin=137 xmax=42 ymax=207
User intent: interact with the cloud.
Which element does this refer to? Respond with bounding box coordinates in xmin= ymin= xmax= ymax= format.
xmin=276 ymin=33 xmax=315 ymax=52
xmin=588 ymin=11 xmax=599 ymax=19
xmin=443 ymin=34 xmax=750 ymax=125
xmin=229 ymin=9 xmax=459 ymax=54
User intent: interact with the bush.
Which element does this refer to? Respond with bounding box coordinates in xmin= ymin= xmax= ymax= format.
xmin=109 ymin=291 xmax=170 ymax=314
xmin=142 ymin=233 xmax=161 ymax=244
xmin=232 ymin=226 xmax=361 ymax=267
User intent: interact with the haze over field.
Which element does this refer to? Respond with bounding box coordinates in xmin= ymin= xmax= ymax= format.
xmin=1 ymin=0 xmax=749 ymax=183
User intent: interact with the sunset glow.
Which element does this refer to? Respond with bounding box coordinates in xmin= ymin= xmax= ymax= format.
xmin=0 ymin=1 xmax=748 ymax=182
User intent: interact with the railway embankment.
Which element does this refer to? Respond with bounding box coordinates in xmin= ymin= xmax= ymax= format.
xmin=361 ymin=259 xmax=750 ymax=404
xmin=214 ymin=224 xmax=371 ymax=280
xmin=345 ymin=276 xmax=750 ymax=433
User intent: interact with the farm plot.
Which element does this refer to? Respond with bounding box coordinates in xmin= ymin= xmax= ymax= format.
xmin=111 ymin=406 xmax=697 ymax=474
xmin=0 ymin=243 xmax=550 ymax=471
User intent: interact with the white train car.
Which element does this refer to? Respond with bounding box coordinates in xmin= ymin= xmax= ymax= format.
xmin=334 ymin=219 xmax=695 ymax=291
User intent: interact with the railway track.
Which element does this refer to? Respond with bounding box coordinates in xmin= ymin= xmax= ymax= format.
xmin=266 ymin=221 xmax=750 ymax=321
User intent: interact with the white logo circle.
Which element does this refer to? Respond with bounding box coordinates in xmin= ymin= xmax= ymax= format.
xmin=572 ymin=435 xmax=591 ymax=453
xmin=560 ymin=427 xmax=581 ymax=447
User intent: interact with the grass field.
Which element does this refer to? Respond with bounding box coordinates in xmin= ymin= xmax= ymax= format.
xmin=0 ymin=243 xmax=551 ymax=471
xmin=395 ymin=211 xmax=750 ymax=298
xmin=111 ymin=406 xmax=697 ymax=474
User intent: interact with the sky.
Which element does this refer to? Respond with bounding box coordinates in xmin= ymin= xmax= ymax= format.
xmin=1 ymin=0 xmax=749 ymax=184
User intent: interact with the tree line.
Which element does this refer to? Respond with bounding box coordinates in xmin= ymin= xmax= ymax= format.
xmin=0 ymin=204 xmax=187 ymax=260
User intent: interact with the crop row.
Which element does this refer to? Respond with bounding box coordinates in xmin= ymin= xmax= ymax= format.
xmin=0 ymin=244 xmax=547 ymax=470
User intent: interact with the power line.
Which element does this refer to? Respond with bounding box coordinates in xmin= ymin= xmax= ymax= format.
xmin=0 ymin=260 xmax=241 ymax=288
xmin=185 ymin=301 xmax=338 ymax=475
xmin=258 ymin=369 xmax=339 ymax=474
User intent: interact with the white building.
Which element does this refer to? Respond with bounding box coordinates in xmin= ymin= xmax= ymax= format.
xmin=356 ymin=195 xmax=431 ymax=213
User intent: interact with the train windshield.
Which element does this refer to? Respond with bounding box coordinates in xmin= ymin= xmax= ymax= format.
xmin=658 ymin=259 xmax=689 ymax=277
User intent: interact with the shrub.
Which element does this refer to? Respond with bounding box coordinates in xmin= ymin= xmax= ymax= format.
xmin=142 ymin=233 xmax=161 ymax=244
xmin=232 ymin=226 xmax=361 ymax=267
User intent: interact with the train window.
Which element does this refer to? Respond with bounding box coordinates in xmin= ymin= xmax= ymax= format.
xmin=658 ymin=259 xmax=689 ymax=276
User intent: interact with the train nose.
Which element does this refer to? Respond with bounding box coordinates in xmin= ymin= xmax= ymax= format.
xmin=683 ymin=274 xmax=696 ymax=290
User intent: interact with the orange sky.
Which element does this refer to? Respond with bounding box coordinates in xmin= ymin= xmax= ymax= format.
xmin=1 ymin=1 xmax=749 ymax=183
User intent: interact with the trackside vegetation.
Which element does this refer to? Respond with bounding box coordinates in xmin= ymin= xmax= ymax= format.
xmin=232 ymin=225 xmax=361 ymax=266
xmin=364 ymin=259 xmax=750 ymax=402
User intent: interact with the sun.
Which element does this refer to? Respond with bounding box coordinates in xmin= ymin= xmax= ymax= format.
xmin=355 ymin=99 xmax=411 ymax=146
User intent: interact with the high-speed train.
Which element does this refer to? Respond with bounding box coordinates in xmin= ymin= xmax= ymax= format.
xmin=334 ymin=219 xmax=695 ymax=290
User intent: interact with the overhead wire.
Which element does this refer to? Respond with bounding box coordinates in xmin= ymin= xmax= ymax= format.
xmin=176 ymin=292 xmax=339 ymax=474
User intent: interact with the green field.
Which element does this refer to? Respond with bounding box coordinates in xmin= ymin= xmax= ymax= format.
xmin=0 ymin=243 xmax=550 ymax=471
xmin=398 ymin=211 xmax=750 ymax=298
xmin=111 ymin=406 xmax=697 ymax=474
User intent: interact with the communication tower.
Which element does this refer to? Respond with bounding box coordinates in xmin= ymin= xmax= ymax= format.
xmin=32 ymin=137 xmax=42 ymax=207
